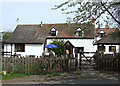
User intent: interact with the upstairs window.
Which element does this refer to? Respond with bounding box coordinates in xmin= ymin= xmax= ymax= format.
xmin=74 ymin=28 xmax=83 ymax=37
xmin=15 ymin=44 xmax=25 ymax=52
xmin=109 ymin=46 xmax=116 ymax=52
xmin=99 ymin=30 xmax=105 ymax=38
xmin=49 ymin=27 xmax=56 ymax=36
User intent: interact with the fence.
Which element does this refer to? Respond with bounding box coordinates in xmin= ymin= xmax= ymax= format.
xmin=2 ymin=56 xmax=79 ymax=75
xmin=93 ymin=53 xmax=120 ymax=71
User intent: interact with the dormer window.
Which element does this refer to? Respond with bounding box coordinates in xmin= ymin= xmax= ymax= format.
xmin=50 ymin=27 xmax=56 ymax=36
xmin=74 ymin=28 xmax=83 ymax=37
xmin=99 ymin=30 xmax=105 ymax=38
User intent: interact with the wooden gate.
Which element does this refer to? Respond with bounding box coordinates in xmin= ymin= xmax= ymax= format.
xmin=66 ymin=52 xmax=96 ymax=71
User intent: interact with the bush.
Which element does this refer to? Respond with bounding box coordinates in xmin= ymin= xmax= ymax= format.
xmin=50 ymin=39 xmax=65 ymax=56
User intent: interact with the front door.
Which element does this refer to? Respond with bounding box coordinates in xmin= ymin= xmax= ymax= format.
xmin=65 ymin=45 xmax=73 ymax=57
xmin=63 ymin=41 xmax=74 ymax=58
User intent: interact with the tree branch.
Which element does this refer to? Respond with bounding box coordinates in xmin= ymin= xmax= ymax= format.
xmin=101 ymin=2 xmax=120 ymax=25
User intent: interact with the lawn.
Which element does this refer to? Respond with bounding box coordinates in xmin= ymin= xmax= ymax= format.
xmin=45 ymin=72 xmax=61 ymax=78
xmin=2 ymin=72 xmax=61 ymax=80
xmin=2 ymin=73 xmax=30 ymax=80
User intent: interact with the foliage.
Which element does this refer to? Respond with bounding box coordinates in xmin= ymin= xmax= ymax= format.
xmin=2 ymin=32 xmax=12 ymax=41
xmin=52 ymin=1 xmax=120 ymax=28
xmin=2 ymin=32 xmax=12 ymax=49
xmin=46 ymin=74 xmax=52 ymax=77
xmin=53 ymin=72 xmax=61 ymax=76
xmin=50 ymin=39 xmax=65 ymax=56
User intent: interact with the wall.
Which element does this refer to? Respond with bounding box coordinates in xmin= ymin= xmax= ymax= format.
xmin=4 ymin=44 xmax=44 ymax=57
xmin=46 ymin=38 xmax=96 ymax=57
xmin=47 ymin=38 xmax=95 ymax=52
xmin=104 ymin=45 xmax=119 ymax=54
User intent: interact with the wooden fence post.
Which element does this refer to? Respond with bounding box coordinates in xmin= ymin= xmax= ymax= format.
xmin=106 ymin=55 xmax=108 ymax=71
xmin=22 ymin=57 xmax=24 ymax=73
xmin=34 ymin=57 xmax=35 ymax=74
xmin=79 ymin=53 xmax=81 ymax=70
xmin=4 ymin=57 xmax=5 ymax=71
xmin=47 ymin=58 xmax=50 ymax=73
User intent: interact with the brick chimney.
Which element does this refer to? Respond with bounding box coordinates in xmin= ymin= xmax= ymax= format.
xmin=105 ymin=24 xmax=109 ymax=28
xmin=92 ymin=17 xmax=95 ymax=24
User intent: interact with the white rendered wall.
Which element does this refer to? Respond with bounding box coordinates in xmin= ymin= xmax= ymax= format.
xmin=4 ymin=44 xmax=14 ymax=57
xmin=4 ymin=44 xmax=11 ymax=52
xmin=104 ymin=45 xmax=119 ymax=54
xmin=47 ymin=39 xmax=96 ymax=52
xmin=46 ymin=38 xmax=96 ymax=57
xmin=4 ymin=44 xmax=44 ymax=57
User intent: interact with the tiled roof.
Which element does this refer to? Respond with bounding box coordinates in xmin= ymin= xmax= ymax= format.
xmin=3 ymin=23 xmax=94 ymax=44
xmin=95 ymin=28 xmax=118 ymax=37
xmin=94 ymin=31 xmax=120 ymax=45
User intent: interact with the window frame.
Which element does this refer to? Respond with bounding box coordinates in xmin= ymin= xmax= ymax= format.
xmin=109 ymin=46 xmax=116 ymax=52
xmin=75 ymin=47 xmax=84 ymax=53
xmin=15 ymin=43 xmax=25 ymax=52
xmin=74 ymin=28 xmax=84 ymax=37
xmin=100 ymin=33 xmax=105 ymax=38
xmin=50 ymin=27 xmax=56 ymax=36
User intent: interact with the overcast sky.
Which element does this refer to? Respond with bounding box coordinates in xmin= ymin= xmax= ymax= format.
xmin=0 ymin=0 xmax=114 ymax=32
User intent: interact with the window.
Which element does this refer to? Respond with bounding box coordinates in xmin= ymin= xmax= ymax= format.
xmin=100 ymin=33 xmax=105 ymax=38
xmin=109 ymin=46 xmax=116 ymax=52
xmin=99 ymin=30 xmax=105 ymax=38
xmin=15 ymin=44 xmax=25 ymax=52
xmin=49 ymin=27 xmax=56 ymax=36
xmin=74 ymin=28 xmax=83 ymax=37
xmin=75 ymin=47 xmax=84 ymax=53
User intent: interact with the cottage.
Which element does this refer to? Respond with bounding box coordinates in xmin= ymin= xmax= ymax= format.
xmin=94 ymin=31 xmax=120 ymax=54
xmin=2 ymin=22 xmax=94 ymax=57
xmin=2 ymin=20 xmax=119 ymax=57
xmin=3 ymin=25 xmax=44 ymax=57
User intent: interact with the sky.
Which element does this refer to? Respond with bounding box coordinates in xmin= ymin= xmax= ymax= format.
xmin=0 ymin=0 xmax=116 ymax=32
xmin=0 ymin=0 xmax=71 ymax=32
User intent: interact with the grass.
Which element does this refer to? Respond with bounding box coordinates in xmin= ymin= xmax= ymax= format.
xmin=2 ymin=73 xmax=30 ymax=80
xmin=77 ymin=72 xmax=82 ymax=78
xmin=46 ymin=74 xmax=52 ymax=77
xmin=45 ymin=72 xmax=61 ymax=78
xmin=53 ymin=72 xmax=61 ymax=76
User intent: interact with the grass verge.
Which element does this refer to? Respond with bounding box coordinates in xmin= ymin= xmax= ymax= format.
xmin=45 ymin=73 xmax=61 ymax=78
xmin=2 ymin=73 xmax=30 ymax=80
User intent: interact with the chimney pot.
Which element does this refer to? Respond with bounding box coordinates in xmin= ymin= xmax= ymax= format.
xmin=105 ymin=24 xmax=109 ymax=28
xmin=40 ymin=21 xmax=43 ymax=27
xmin=92 ymin=17 xmax=95 ymax=23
